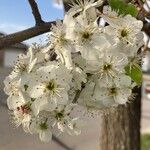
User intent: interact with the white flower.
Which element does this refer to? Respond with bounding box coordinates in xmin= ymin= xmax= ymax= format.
xmin=72 ymin=67 xmax=87 ymax=90
xmin=78 ymin=81 xmax=105 ymax=110
xmin=10 ymin=98 xmax=32 ymax=129
xmin=4 ymin=67 xmax=37 ymax=98
xmin=96 ymin=75 xmax=132 ymax=107
xmin=29 ymin=63 xmax=72 ymax=115
xmin=103 ymin=14 xmax=143 ymax=47
xmin=28 ymin=44 xmax=51 ymax=64
xmin=4 ymin=73 xmax=33 ymax=131
xmin=3 ymin=77 xmax=27 ymax=111
xmin=12 ymin=106 xmax=31 ymax=128
xmin=5 ymin=52 xmax=37 ymax=95
xmin=7 ymin=92 xmax=25 ymax=110
xmin=67 ymin=0 xmax=103 ymax=21
xmin=50 ymin=104 xmax=80 ymax=134
xmin=30 ymin=119 xmax=52 ymax=143
xmin=48 ymin=19 xmax=75 ymax=69
xmin=86 ymin=48 xmax=128 ymax=85
xmin=4 ymin=76 xmax=21 ymax=96
xmin=65 ymin=118 xmax=81 ymax=136
xmin=11 ymin=52 xmax=37 ymax=80
xmin=72 ymin=15 xmax=108 ymax=60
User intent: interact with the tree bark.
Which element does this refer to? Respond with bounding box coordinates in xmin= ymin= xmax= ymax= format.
xmin=28 ymin=0 xmax=44 ymax=25
xmin=0 ymin=21 xmax=55 ymax=50
xmin=99 ymin=87 xmax=141 ymax=150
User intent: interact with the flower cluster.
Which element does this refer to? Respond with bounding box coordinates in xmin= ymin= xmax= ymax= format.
xmin=4 ymin=0 xmax=143 ymax=142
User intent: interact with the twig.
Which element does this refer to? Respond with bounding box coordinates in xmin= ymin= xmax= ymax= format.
xmin=72 ymin=90 xmax=81 ymax=103
xmin=0 ymin=21 xmax=56 ymax=50
xmin=28 ymin=0 xmax=44 ymax=25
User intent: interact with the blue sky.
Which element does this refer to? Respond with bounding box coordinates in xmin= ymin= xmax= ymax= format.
xmin=0 ymin=0 xmax=64 ymax=44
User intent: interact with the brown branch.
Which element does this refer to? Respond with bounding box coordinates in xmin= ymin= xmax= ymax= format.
xmin=0 ymin=21 xmax=55 ymax=50
xmin=28 ymin=0 xmax=44 ymax=25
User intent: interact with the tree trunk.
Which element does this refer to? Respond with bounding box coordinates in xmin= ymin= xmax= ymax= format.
xmin=99 ymin=87 xmax=141 ymax=150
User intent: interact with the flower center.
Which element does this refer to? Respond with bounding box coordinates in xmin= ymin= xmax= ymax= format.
xmin=82 ymin=32 xmax=90 ymax=39
xmin=14 ymin=62 xmax=27 ymax=73
xmin=17 ymin=103 xmax=31 ymax=114
xmin=39 ymin=122 xmax=48 ymax=130
xmin=24 ymin=84 xmax=28 ymax=91
xmin=56 ymin=112 xmax=64 ymax=121
xmin=121 ymin=29 xmax=128 ymax=37
xmin=103 ymin=63 xmax=112 ymax=71
xmin=46 ymin=80 xmax=56 ymax=91
xmin=109 ymin=87 xmax=117 ymax=96
xmin=59 ymin=35 xmax=68 ymax=45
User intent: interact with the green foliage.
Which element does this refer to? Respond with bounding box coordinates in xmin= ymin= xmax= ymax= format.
xmin=125 ymin=64 xmax=142 ymax=86
xmin=141 ymin=134 xmax=150 ymax=150
xmin=125 ymin=3 xmax=138 ymax=17
xmin=109 ymin=0 xmax=138 ymax=17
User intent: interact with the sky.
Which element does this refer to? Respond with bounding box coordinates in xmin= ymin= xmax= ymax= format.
xmin=0 ymin=0 xmax=64 ymax=44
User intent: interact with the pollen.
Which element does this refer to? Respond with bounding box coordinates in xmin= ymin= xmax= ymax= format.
xmin=56 ymin=112 xmax=64 ymax=121
xmin=46 ymin=80 xmax=56 ymax=91
xmin=39 ymin=122 xmax=48 ymax=130
xmin=103 ymin=63 xmax=112 ymax=71
xmin=109 ymin=87 xmax=117 ymax=95
xmin=121 ymin=29 xmax=128 ymax=37
xmin=82 ymin=32 xmax=90 ymax=39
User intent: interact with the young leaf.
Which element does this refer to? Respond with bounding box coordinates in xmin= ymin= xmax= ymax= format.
xmin=109 ymin=0 xmax=138 ymax=17
xmin=125 ymin=64 xmax=142 ymax=86
xmin=125 ymin=3 xmax=138 ymax=17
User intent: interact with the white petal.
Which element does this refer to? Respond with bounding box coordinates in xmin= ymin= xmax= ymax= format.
xmin=39 ymin=130 xmax=52 ymax=143
xmin=64 ymin=104 xmax=76 ymax=114
xmin=28 ymin=58 xmax=37 ymax=73
xmin=31 ymin=96 xmax=48 ymax=116
xmin=29 ymin=121 xmax=39 ymax=134
xmin=29 ymin=84 xmax=44 ymax=98
xmin=42 ymin=100 xmax=57 ymax=112
xmin=102 ymin=96 xmax=116 ymax=107
xmin=115 ymin=75 xmax=132 ymax=87
xmin=54 ymin=91 xmax=69 ymax=105
xmin=115 ymin=89 xmax=131 ymax=104
xmin=7 ymin=95 xmax=25 ymax=110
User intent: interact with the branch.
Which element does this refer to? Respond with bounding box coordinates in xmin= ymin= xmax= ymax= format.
xmin=0 ymin=21 xmax=55 ymax=50
xmin=72 ymin=90 xmax=81 ymax=103
xmin=28 ymin=0 xmax=44 ymax=25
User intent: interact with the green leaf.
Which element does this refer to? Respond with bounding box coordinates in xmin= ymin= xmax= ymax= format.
xmin=125 ymin=4 xmax=138 ymax=17
xmin=109 ymin=0 xmax=138 ymax=17
xmin=125 ymin=64 xmax=142 ymax=86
